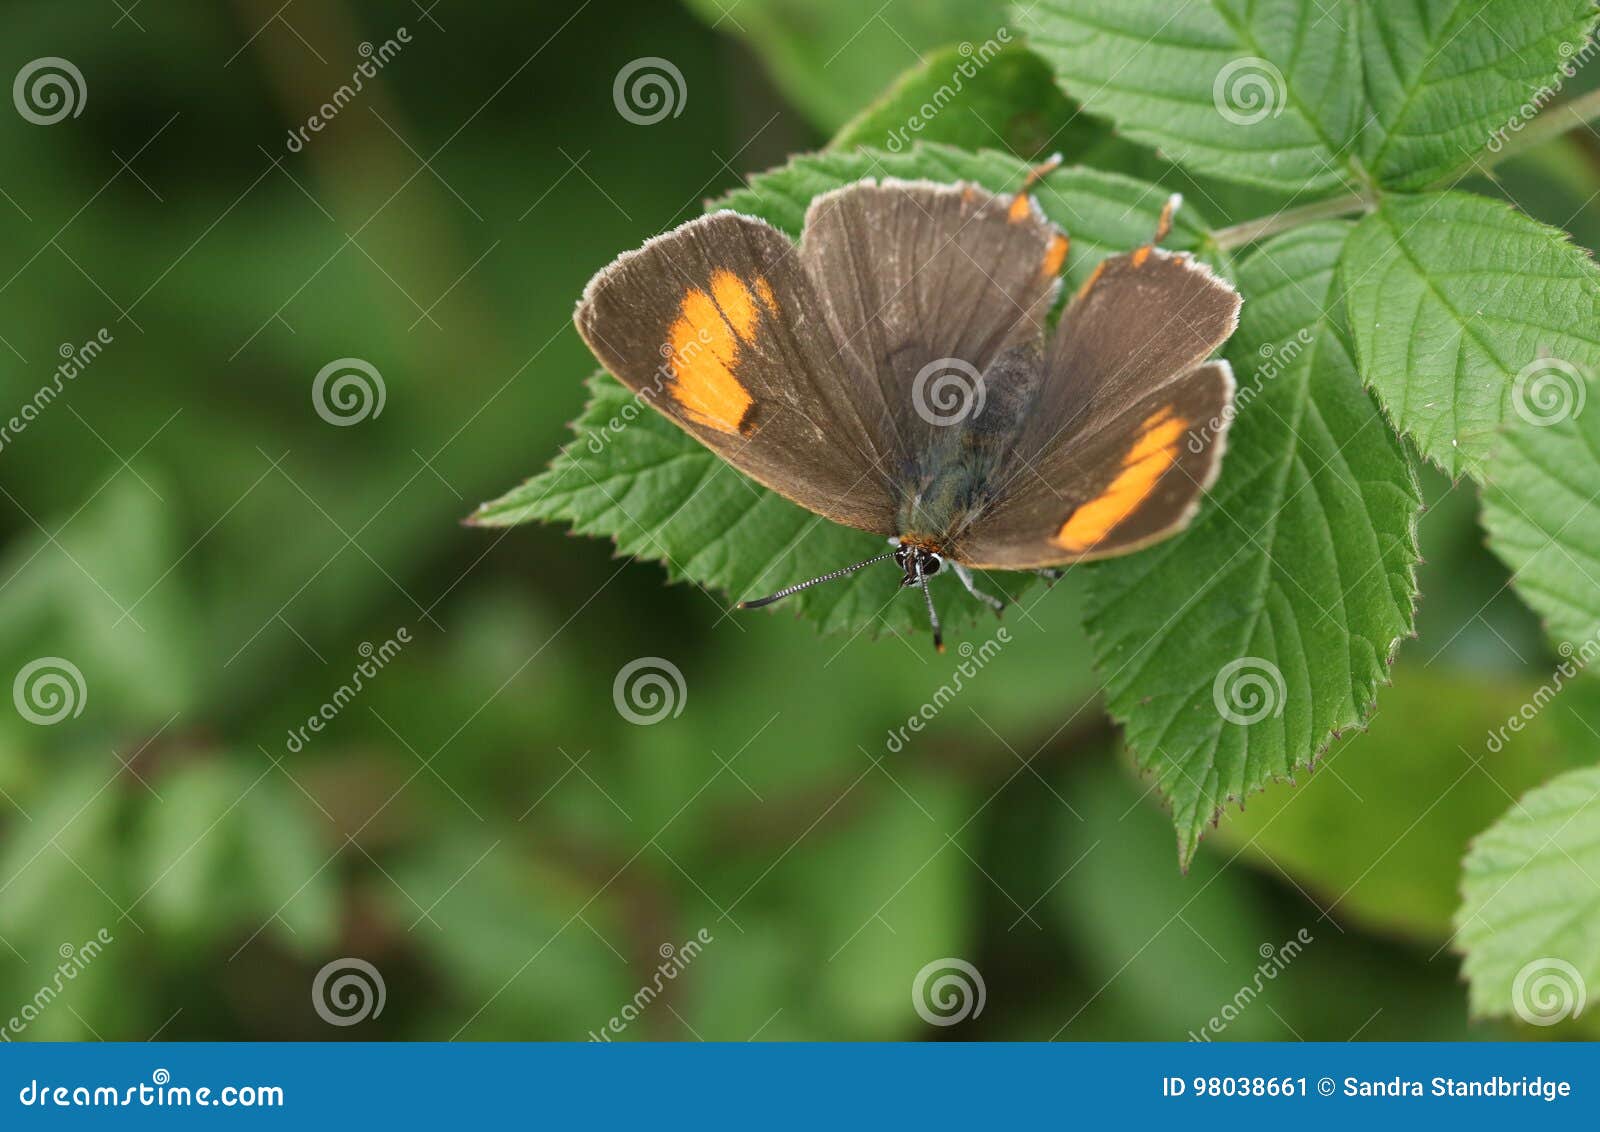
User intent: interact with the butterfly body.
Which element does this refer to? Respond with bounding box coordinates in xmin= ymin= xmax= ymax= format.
xmin=574 ymin=168 xmax=1242 ymax=646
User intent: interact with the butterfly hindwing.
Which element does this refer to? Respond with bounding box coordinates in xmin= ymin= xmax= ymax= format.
xmin=947 ymin=242 xmax=1241 ymax=569
xmin=956 ymin=359 xmax=1237 ymax=569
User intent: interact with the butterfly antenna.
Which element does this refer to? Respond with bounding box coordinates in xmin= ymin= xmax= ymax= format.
xmin=918 ymin=562 xmax=945 ymax=654
xmin=1020 ymin=152 xmax=1064 ymax=193
xmin=1153 ymin=192 xmax=1182 ymax=245
xmin=736 ymin=551 xmax=897 ymax=610
xmin=1007 ymin=153 xmax=1064 ymax=221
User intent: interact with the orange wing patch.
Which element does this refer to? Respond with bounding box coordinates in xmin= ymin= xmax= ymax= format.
xmin=1074 ymin=259 xmax=1107 ymax=303
xmin=1054 ymin=408 xmax=1189 ymax=552
xmin=665 ymin=270 xmax=774 ymax=435
xmin=1040 ymin=235 xmax=1070 ymax=278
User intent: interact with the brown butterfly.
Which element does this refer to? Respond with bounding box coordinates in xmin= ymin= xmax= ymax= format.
xmin=574 ymin=160 xmax=1241 ymax=650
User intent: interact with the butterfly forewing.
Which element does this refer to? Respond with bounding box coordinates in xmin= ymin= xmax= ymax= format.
xmin=574 ymin=211 xmax=898 ymax=534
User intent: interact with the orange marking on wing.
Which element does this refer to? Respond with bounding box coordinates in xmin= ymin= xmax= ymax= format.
xmin=666 ymin=283 xmax=755 ymax=435
xmin=710 ymin=269 xmax=760 ymax=342
xmin=1054 ymin=409 xmax=1189 ymax=552
xmin=1041 ymin=235 xmax=1070 ymax=278
xmin=1131 ymin=245 xmax=1152 ymax=268
xmin=1008 ymin=193 xmax=1033 ymax=223
xmin=1074 ymin=260 xmax=1107 ymax=302
xmin=754 ymin=276 xmax=778 ymax=313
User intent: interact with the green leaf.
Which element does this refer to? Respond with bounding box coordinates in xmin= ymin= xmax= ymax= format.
xmin=680 ymin=0 xmax=1010 ymax=133
xmin=1360 ymin=0 xmax=1600 ymax=189
xmin=1016 ymin=0 xmax=1599 ymax=192
xmin=1209 ymin=666 xmax=1600 ymax=940
xmin=475 ymin=144 xmax=1211 ymax=640
xmin=1342 ymin=190 xmax=1600 ymax=476
xmin=1457 ymin=764 xmax=1600 ymax=1025
xmin=1015 ymin=0 xmax=1364 ymax=193
xmin=830 ymin=41 xmax=1088 ymax=159
xmin=1482 ymin=371 xmax=1600 ymax=656
xmin=1088 ymin=222 xmax=1421 ymax=866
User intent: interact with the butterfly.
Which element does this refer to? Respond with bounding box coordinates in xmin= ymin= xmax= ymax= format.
xmin=573 ymin=159 xmax=1241 ymax=651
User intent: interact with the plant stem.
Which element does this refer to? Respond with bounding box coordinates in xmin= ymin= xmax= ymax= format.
xmin=1210 ymin=85 xmax=1600 ymax=251
xmin=1477 ymin=85 xmax=1600 ymax=172
xmin=1211 ymin=190 xmax=1375 ymax=251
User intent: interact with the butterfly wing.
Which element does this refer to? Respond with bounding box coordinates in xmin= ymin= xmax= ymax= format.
xmin=575 ymin=210 xmax=897 ymax=534
xmin=797 ymin=178 xmax=1069 ymax=463
xmin=953 ymin=248 xmax=1242 ymax=568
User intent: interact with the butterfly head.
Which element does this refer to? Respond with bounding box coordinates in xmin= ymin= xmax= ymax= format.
xmin=892 ymin=541 xmax=943 ymax=588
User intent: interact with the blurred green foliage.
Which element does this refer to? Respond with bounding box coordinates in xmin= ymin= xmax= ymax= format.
xmin=0 ymin=0 xmax=1596 ymax=1042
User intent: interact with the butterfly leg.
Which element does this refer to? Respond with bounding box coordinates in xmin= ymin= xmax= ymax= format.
xmin=952 ymin=563 xmax=1006 ymax=616
xmin=1032 ymin=567 xmax=1064 ymax=585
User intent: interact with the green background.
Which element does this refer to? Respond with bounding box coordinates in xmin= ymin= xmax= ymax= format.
xmin=0 ymin=0 xmax=1595 ymax=1040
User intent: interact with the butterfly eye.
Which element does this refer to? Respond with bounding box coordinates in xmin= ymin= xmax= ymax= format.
xmin=922 ymin=554 xmax=942 ymax=576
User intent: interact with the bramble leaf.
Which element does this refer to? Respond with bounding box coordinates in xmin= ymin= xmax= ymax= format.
xmin=1481 ymin=370 xmax=1600 ymax=655
xmin=1016 ymin=0 xmax=1599 ymax=192
xmin=1342 ymin=191 xmax=1600 ymax=475
xmin=1360 ymin=0 xmax=1600 ymax=189
xmin=1087 ymin=223 xmax=1422 ymax=865
xmin=830 ymin=40 xmax=1087 ymax=159
xmin=1457 ymin=764 xmax=1600 ymax=1026
xmin=1210 ymin=666 xmax=1599 ymax=940
xmin=1015 ymin=0 xmax=1365 ymax=193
